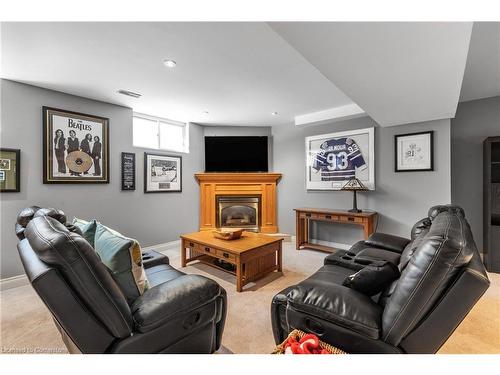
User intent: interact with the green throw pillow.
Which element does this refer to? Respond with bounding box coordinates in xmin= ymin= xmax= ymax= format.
xmin=94 ymin=223 xmax=149 ymax=303
xmin=72 ymin=217 xmax=97 ymax=247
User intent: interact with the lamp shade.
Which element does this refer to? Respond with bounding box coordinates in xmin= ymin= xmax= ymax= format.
xmin=341 ymin=177 xmax=368 ymax=191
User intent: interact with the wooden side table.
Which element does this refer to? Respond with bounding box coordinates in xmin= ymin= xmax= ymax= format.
xmin=294 ymin=207 xmax=378 ymax=253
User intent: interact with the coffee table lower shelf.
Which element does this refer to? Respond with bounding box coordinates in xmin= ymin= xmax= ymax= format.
xmin=195 ymin=254 xmax=237 ymax=275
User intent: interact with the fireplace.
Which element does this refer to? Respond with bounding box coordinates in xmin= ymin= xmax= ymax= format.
xmin=217 ymin=196 xmax=260 ymax=232
xmin=195 ymin=173 xmax=281 ymax=233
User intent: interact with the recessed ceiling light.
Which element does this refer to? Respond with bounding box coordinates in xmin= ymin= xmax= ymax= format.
xmin=117 ymin=89 xmax=141 ymax=98
xmin=271 ymin=112 xmax=278 ymax=115
xmin=163 ymin=59 xmax=177 ymax=68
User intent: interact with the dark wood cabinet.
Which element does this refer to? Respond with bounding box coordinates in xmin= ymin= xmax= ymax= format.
xmin=484 ymin=137 xmax=500 ymax=272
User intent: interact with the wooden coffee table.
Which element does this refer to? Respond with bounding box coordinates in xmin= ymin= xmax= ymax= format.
xmin=180 ymin=231 xmax=283 ymax=292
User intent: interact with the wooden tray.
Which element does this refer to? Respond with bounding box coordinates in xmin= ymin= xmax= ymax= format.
xmin=272 ymin=329 xmax=347 ymax=354
xmin=212 ymin=229 xmax=244 ymax=240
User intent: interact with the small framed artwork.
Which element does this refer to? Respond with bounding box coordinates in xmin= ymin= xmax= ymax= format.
xmin=395 ymin=131 xmax=434 ymax=172
xmin=0 ymin=148 xmax=21 ymax=192
xmin=43 ymin=107 xmax=109 ymax=184
xmin=121 ymin=152 xmax=136 ymax=191
xmin=305 ymin=127 xmax=375 ymax=190
xmin=144 ymin=152 xmax=182 ymax=193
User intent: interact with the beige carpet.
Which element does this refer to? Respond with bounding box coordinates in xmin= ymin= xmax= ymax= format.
xmin=1 ymin=241 xmax=499 ymax=354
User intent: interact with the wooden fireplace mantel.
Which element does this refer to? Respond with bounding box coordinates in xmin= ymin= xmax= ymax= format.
xmin=195 ymin=173 xmax=282 ymax=183
xmin=195 ymin=173 xmax=282 ymax=233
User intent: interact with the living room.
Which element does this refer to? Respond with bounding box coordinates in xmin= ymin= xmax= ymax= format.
xmin=1 ymin=1 xmax=499 ymax=372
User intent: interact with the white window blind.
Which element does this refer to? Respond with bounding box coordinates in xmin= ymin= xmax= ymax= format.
xmin=133 ymin=113 xmax=189 ymax=153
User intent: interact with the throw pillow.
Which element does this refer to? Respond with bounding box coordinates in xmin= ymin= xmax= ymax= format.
xmin=72 ymin=217 xmax=98 ymax=247
xmin=342 ymin=260 xmax=400 ymax=296
xmin=94 ymin=223 xmax=149 ymax=303
xmin=72 ymin=217 xmax=89 ymax=226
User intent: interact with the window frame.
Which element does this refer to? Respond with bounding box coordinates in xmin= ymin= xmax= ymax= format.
xmin=132 ymin=112 xmax=189 ymax=153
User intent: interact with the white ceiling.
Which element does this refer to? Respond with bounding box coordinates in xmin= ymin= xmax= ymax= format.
xmin=0 ymin=22 xmax=353 ymax=126
xmin=459 ymin=22 xmax=500 ymax=102
xmin=1 ymin=22 xmax=498 ymax=127
xmin=270 ymin=22 xmax=473 ymax=127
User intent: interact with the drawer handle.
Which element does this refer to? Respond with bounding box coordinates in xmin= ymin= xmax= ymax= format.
xmin=348 ymin=217 xmax=355 ymax=222
xmin=325 ymin=215 xmax=331 ymax=219
xmin=223 ymin=253 xmax=229 ymax=258
xmin=306 ymin=213 xmax=311 ymax=217
xmin=205 ymin=247 xmax=211 ymax=253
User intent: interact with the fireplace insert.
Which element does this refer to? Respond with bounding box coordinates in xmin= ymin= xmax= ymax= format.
xmin=217 ymin=196 xmax=260 ymax=231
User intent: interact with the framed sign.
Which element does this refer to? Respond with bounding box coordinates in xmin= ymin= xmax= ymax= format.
xmin=121 ymin=152 xmax=136 ymax=190
xmin=305 ymin=127 xmax=375 ymax=190
xmin=43 ymin=107 xmax=109 ymax=184
xmin=0 ymin=148 xmax=21 ymax=192
xmin=395 ymin=131 xmax=434 ymax=172
xmin=144 ymin=152 xmax=182 ymax=193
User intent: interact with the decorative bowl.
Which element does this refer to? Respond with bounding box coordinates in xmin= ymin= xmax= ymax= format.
xmin=212 ymin=228 xmax=244 ymax=240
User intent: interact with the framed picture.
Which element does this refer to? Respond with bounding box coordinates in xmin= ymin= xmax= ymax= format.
xmin=121 ymin=152 xmax=136 ymax=191
xmin=144 ymin=152 xmax=182 ymax=193
xmin=305 ymin=127 xmax=375 ymax=190
xmin=43 ymin=107 xmax=109 ymax=183
xmin=395 ymin=131 xmax=434 ymax=172
xmin=0 ymin=148 xmax=20 ymax=192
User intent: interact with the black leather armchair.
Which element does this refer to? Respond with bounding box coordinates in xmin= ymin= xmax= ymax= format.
xmin=271 ymin=205 xmax=490 ymax=353
xmin=15 ymin=206 xmax=227 ymax=354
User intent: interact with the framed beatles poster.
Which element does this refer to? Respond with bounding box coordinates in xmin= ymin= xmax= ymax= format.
xmin=144 ymin=152 xmax=182 ymax=193
xmin=43 ymin=107 xmax=109 ymax=184
xmin=305 ymin=127 xmax=375 ymax=190
xmin=121 ymin=152 xmax=136 ymax=191
xmin=395 ymin=131 xmax=434 ymax=172
xmin=0 ymin=148 xmax=21 ymax=192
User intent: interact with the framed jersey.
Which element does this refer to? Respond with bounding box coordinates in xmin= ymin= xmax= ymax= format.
xmin=305 ymin=127 xmax=375 ymax=190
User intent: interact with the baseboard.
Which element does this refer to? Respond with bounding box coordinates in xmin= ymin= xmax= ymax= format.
xmin=0 ymin=274 xmax=29 ymax=291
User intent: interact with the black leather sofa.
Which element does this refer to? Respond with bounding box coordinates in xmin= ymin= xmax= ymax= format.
xmin=15 ymin=206 xmax=227 ymax=354
xmin=271 ymin=205 xmax=490 ymax=353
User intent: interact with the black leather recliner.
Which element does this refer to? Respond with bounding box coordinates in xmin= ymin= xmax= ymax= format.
xmin=15 ymin=206 xmax=227 ymax=354
xmin=271 ymin=205 xmax=490 ymax=353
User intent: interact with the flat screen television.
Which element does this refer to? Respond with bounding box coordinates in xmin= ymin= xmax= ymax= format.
xmin=205 ymin=136 xmax=268 ymax=172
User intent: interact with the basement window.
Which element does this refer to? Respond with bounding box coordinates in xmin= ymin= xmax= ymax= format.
xmin=133 ymin=113 xmax=189 ymax=153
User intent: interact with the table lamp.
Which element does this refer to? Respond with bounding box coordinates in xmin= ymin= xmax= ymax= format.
xmin=341 ymin=177 xmax=368 ymax=213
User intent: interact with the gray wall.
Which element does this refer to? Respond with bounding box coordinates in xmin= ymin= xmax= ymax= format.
xmin=203 ymin=126 xmax=271 ymax=137
xmin=451 ymin=96 xmax=500 ymax=250
xmin=0 ymin=80 xmax=204 ymax=278
xmin=272 ymin=117 xmax=451 ymax=244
